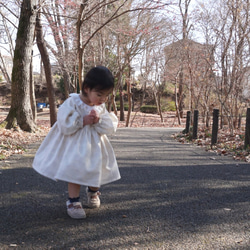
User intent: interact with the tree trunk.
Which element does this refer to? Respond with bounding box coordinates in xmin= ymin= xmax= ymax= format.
xmin=175 ymin=72 xmax=181 ymax=125
xmin=178 ymin=70 xmax=184 ymax=118
xmin=119 ymin=76 xmax=125 ymax=121
xmin=77 ymin=1 xmax=88 ymax=92
xmin=36 ymin=12 xmax=57 ymax=127
xmin=157 ymin=94 xmax=163 ymax=123
xmin=30 ymin=50 xmax=37 ymax=121
xmin=111 ymin=90 xmax=117 ymax=115
xmin=140 ymin=80 xmax=146 ymax=107
xmin=4 ymin=0 xmax=37 ymax=132
xmin=63 ymin=70 xmax=71 ymax=98
xmin=126 ymin=78 xmax=132 ymax=127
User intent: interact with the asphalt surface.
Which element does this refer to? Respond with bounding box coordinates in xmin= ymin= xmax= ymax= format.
xmin=0 ymin=127 xmax=249 ymax=250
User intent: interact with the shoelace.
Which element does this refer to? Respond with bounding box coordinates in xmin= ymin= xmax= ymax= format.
xmin=67 ymin=203 xmax=82 ymax=209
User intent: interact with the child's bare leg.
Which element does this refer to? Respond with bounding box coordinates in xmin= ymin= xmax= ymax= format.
xmin=68 ymin=183 xmax=81 ymax=198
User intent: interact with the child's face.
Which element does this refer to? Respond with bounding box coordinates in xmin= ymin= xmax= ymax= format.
xmin=84 ymin=88 xmax=112 ymax=106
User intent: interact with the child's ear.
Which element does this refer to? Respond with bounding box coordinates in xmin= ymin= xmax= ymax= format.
xmin=82 ymin=86 xmax=89 ymax=95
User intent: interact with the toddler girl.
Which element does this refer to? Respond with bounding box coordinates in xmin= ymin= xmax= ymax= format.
xmin=33 ymin=66 xmax=120 ymax=219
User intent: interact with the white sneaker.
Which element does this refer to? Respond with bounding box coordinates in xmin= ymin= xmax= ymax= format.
xmin=86 ymin=188 xmax=101 ymax=208
xmin=66 ymin=200 xmax=86 ymax=219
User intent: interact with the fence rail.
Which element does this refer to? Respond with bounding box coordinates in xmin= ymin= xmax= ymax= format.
xmin=184 ymin=108 xmax=250 ymax=149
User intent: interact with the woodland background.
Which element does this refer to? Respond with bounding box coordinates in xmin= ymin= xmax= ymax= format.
xmin=1 ymin=0 xmax=250 ymax=161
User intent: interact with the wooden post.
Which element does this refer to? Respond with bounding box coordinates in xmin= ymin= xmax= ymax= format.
xmin=244 ymin=108 xmax=250 ymax=149
xmin=211 ymin=109 xmax=219 ymax=146
xmin=192 ymin=110 xmax=199 ymax=140
xmin=238 ymin=114 xmax=241 ymax=129
xmin=184 ymin=111 xmax=191 ymax=134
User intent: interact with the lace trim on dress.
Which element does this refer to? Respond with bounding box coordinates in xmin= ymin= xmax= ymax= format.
xmin=70 ymin=93 xmax=104 ymax=114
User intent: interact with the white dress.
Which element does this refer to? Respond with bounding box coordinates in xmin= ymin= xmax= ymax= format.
xmin=33 ymin=93 xmax=120 ymax=187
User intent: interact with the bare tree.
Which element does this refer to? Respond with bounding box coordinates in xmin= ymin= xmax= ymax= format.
xmin=2 ymin=0 xmax=38 ymax=131
xmin=0 ymin=1 xmax=19 ymax=86
xmin=137 ymin=13 xmax=175 ymax=122
xmin=178 ymin=0 xmax=192 ymax=119
xmin=42 ymin=0 xmax=78 ymax=98
xmin=163 ymin=0 xmax=218 ymax=126
xmin=113 ymin=4 xmax=168 ymax=124
xmin=75 ymin=0 xmax=172 ymax=82
xmin=36 ymin=8 xmax=57 ymax=126
xmin=198 ymin=0 xmax=250 ymax=133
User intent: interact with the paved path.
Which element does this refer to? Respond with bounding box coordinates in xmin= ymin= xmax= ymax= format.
xmin=0 ymin=128 xmax=249 ymax=250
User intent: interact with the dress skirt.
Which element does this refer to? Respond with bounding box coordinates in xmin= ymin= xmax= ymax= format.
xmin=33 ymin=93 xmax=120 ymax=187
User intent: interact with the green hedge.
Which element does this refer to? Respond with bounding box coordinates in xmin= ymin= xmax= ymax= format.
xmin=165 ymin=101 xmax=176 ymax=111
xmin=140 ymin=105 xmax=158 ymax=114
xmin=116 ymin=104 xmax=129 ymax=111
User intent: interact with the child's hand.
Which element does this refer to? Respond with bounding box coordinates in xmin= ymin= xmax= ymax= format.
xmin=83 ymin=110 xmax=100 ymax=126
xmin=90 ymin=110 xmax=99 ymax=123
xmin=90 ymin=110 xmax=100 ymax=124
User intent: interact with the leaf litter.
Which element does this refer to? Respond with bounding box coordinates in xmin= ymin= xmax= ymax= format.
xmin=173 ymin=126 xmax=250 ymax=162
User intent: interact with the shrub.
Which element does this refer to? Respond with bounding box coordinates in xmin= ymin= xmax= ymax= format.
xmin=166 ymin=101 xmax=176 ymax=111
xmin=140 ymin=105 xmax=158 ymax=114
xmin=116 ymin=103 xmax=129 ymax=111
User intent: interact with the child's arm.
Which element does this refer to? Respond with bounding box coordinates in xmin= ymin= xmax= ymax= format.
xmin=93 ymin=108 xmax=118 ymax=135
xmin=57 ymin=98 xmax=83 ymax=135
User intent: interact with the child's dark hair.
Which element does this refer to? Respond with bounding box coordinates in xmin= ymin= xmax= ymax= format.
xmin=82 ymin=66 xmax=114 ymax=94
